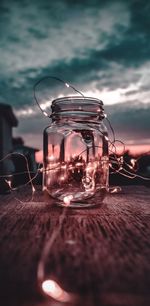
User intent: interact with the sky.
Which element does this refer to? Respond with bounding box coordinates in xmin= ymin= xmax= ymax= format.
xmin=0 ymin=0 xmax=150 ymax=153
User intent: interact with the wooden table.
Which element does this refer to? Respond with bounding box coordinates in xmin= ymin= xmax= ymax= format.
xmin=0 ymin=186 xmax=150 ymax=306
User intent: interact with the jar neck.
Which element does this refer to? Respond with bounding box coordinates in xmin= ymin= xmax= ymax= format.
xmin=51 ymin=96 xmax=105 ymax=123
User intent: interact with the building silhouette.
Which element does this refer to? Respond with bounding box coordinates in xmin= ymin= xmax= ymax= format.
xmin=0 ymin=103 xmax=18 ymax=172
xmin=0 ymin=104 xmax=39 ymax=192
xmin=0 ymin=104 xmax=18 ymax=192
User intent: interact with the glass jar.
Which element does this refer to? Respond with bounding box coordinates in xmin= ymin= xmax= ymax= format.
xmin=43 ymin=96 xmax=109 ymax=207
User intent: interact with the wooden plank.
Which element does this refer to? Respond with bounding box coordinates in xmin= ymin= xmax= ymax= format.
xmin=0 ymin=186 xmax=150 ymax=306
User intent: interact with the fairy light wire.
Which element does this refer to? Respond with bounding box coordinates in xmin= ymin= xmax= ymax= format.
xmin=43 ymin=142 xmax=150 ymax=182
xmin=0 ymin=152 xmax=42 ymax=202
xmin=33 ymin=76 xmax=85 ymax=118
xmin=37 ymin=206 xmax=68 ymax=282
xmin=0 ymin=76 xmax=149 ymax=203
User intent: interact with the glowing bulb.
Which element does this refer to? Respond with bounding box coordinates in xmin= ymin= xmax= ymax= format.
xmin=111 ymin=187 xmax=118 ymax=193
xmin=32 ymin=186 xmax=36 ymax=193
xmin=5 ymin=179 xmax=12 ymax=188
xmin=63 ymin=195 xmax=73 ymax=206
xmin=109 ymin=186 xmax=122 ymax=193
xmin=120 ymin=157 xmax=124 ymax=163
xmin=43 ymin=111 xmax=48 ymax=117
xmin=42 ymin=279 xmax=71 ymax=302
xmin=131 ymin=158 xmax=136 ymax=168
xmin=48 ymin=155 xmax=55 ymax=161
xmin=128 ymin=165 xmax=133 ymax=169
xmin=65 ymin=83 xmax=70 ymax=88
xmin=61 ymin=164 xmax=67 ymax=169
xmin=43 ymin=186 xmax=47 ymax=191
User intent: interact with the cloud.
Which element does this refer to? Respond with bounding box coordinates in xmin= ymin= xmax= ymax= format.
xmin=0 ymin=0 xmax=130 ymax=73
xmin=105 ymin=101 xmax=150 ymax=144
xmin=0 ymin=0 xmax=130 ymax=106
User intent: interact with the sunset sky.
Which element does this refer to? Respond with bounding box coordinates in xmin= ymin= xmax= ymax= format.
xmin=0 ymin=0 xmax=150 ymax=154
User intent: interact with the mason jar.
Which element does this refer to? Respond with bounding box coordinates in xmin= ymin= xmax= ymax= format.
xmin=43 ymin=96 xmax=109 ymax=207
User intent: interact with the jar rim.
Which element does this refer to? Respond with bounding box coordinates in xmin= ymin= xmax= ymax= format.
xmin=51 ymin=96 xmax=105 ymax=121
xmin=52 ymin=96 xmax=103 ymax=106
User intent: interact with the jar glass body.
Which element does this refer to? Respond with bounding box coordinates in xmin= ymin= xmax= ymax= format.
xmin=43 ymin=97 xmax=109 ymax=207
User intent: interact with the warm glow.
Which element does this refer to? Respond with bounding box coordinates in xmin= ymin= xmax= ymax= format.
xmin=43 ymin=111 xmax=48 ymax=117
xmin=5 ymin=179 xmax=12 ymax=188
xmin=32 ymin=186 xmax=35 ymax=193
xmin=48 ymin=155 xmax=55 ymax=162
xmin=42 ymin=279 xmax=71 ymax=302
xmin=36 ymin=144 xmax=150 ymax=163
xmin=116 ymin=144 xmax=150 ymax=156
xmin=43 ymin=186 xmax=47 ymax=191
xmin=63 ymin=195 xmax=73 ymax=206
xmin=110 ymin=187 xmax=118 ymax=193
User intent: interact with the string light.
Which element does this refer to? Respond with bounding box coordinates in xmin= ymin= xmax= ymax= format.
xmin=33 ymin=76 xmax=85 ymax=118
xmin=65 ymin=82 xmax=70 ymax=88
xmin=32 ymin=76 xmax=150 ymax=302
xmin=1 ymin=142 xmax=149 ymax=203
xmin=33 ymin=76 xmax=149 ymax=189
xmin=0 ymin=76 xmax=149 ymax=203
xmin=63 ymin=195 xmax=73 ymax=206
xmin=5 ymin=179 xmax=12 ymax=189
xmin=0 ymin=152 xmax=42 ymax=202
xmin=43 ymin=111 xmax=48 ymax=117
xmin=42 ymin=279 xmax=71 ymax=302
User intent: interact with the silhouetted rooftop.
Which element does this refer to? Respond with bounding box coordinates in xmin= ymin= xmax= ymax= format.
xmin=0 ymin=103 xmax=18 ymax=127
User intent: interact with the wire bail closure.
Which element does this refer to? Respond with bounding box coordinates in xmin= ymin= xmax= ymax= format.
xmin=33 ymin=76 xmax=85 ymax=118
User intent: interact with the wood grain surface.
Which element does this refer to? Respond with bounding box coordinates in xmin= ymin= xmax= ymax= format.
xmin=0 ymin=186 xmax=150 ymax=306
